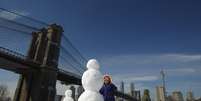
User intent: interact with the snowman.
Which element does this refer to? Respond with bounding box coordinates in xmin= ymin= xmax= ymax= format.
xmin=78 ymin=59 xmax=104 ymax=101
xmin=63 ymin=89 xmax=74 ymax=101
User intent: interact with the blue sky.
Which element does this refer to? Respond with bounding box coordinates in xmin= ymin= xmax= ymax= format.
xmin=0 ymin=0 xmax=201 ymax=99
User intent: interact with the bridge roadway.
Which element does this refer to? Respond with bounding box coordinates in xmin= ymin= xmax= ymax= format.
xmin=0 ymin=46 xmax=81 ymax=84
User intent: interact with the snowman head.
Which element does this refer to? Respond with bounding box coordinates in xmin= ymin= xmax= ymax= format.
xmin=82 ymin=59 xmax=103 ymax=92
xmin=86 ymin=59 xmax=100 ymax=70
xmin=65 ymin=89 xmax=72 ymax=97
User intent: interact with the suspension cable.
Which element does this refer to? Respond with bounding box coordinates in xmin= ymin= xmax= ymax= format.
xmin=0 ymin=7 xmax=49 ymax=26
xmin=60 ymin=55 xmax=83 ymax=75
xmin=60 ymin=46 xmax=85 ymax=71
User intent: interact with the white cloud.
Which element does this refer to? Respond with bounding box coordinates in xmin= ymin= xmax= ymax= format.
xmin=99 ymin=53 xmax=201 ymax=90
xmin=100 ymin=54 xmax=201 ymax=75
xmin=0 ymin=10 xmax=29 ymax=20
xmin=129 ymin=76 xmax=159 ymax=81
xmin=112 ymin=74 xmax=159 ymax=83
xmin=162 ymin=68 xmax=199 ymax=77
xmin=159 ymin=54 xmax=201 ymax=62
xmin=166 ymin=68 xmax=196 ymax=73
xmin=101 ymin=54 xmax=201 ymax=67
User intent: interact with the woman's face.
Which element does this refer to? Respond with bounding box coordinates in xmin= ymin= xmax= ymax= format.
xmin=104 ymin=77 xmax=110 ymax=84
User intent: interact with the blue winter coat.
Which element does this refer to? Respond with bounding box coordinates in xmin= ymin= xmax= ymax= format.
xmin=100 ymin=83 xmax=117 ymax=101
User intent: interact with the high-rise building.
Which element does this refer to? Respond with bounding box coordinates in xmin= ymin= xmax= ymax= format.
xmin=120 ymin=81 xmax=125 ymax=93
xmin=160 ymin=69 xmax=167 ymax=98
xmin=172 ymin=91 xmax=184 ymax=101
xmin=156 ymin=86 xmax=166 ymax=101
xmin=127 ymin=83 xmax=141 ymax=101
xmin=186 ymin=91 xmax=194 ymax=101
xmin=134 ymin=90 xmax=141 ymax=101
xmin=119 ymin=81 xmax=125 ymax=101
xmin=130 ymin=82 xmax=135 ymax=97
xmin=166 ymin=95 xmax=173 ymax=101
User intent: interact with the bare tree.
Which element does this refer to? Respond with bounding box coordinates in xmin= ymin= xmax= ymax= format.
xmin=0 ymin=84 xmax=10 ymax=101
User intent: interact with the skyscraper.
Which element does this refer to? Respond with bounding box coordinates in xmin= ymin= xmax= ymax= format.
xmin=128 ymin=82 xmax=141 ymax=101
xmin=120 ymin=81 xmax=125 ymax=93
xmin=120 ymin=81 xmax=125 ymax=101
xmin=172 ymin=91 xmax=184 ymax=101
xmin=134 ymin=90 xmax=141 ymax=101
xmin=186 ymin=91 xmax=194 ymax=101
xmin=160 ymin=69 xmax=167 ymax=99
xmin=130 ymin=82 xmax=135 ymax=97
xmin=156 ymin=86 xmax=166 ymax=101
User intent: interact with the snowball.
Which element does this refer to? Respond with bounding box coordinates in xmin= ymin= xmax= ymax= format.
xmin=86 ymin=59 xmax=100 ymax=70
xmin=78 ymin=90 xmax=104 ymax=101
xmin=82 ymin=69 xmax=103 ymax=91
xmin=65 ymin=89 xmax=72 ymax=97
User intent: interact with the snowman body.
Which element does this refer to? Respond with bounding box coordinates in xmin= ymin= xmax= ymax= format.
xmin=78 ymin=59 xmax=104 ymax=101
xmin=63 ymin=97 xmax=74 ymax=101
xmin=63 ymin=89 xmax=74 ymax=101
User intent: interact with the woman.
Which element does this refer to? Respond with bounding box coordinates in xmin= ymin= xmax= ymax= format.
xmin=100 ymin=75 xmax=117 ymax=101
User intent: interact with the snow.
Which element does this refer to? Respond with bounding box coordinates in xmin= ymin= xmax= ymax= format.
xmin=78 ymin=90 xmax=104 ymax=101
xmin=63 ymin=89 xmax=74 ymax=101
xmin=86 ymin=59 xmax=100 ymax=70
xmin=78 ymin=59 xmax=104 ymax=101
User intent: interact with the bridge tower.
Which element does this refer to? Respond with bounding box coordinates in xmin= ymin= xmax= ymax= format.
xmin=14 ymin=24 xmax=63 ymax=101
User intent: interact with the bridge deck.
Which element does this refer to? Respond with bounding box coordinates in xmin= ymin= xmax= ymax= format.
xmin=0 ymin=47 xmax=137 ymax=101
xmin=0 ymin=47 xmax=82 ymax=84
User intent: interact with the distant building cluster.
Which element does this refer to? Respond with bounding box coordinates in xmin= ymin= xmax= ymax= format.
xmin=155 ymin=70 xmax=201 ymax=101
xmin=111 ymin=80 xmax=201 ymax=101
xmin=115 ymin=82 xmax=152 ymax=101
xmin=155 ymin=85 xmax=200 ymax=101
xmin=115 ymin=82 xmax=201 ymax=101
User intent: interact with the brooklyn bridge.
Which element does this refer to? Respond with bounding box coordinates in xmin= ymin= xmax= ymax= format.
xmin=0 ymin=8 xmax=137 ymax=101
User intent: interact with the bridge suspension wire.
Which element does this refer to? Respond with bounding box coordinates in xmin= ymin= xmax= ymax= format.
xmin=0 ymin=7 xmax=87 ymax=75
xmin=0 ymin=17 xmax=39 ymax=31
xmin=59 ymin=55 xmax=84 ymax=74
xmin=60 ymin=46 xmax=85 ymax=71
xmin=0 ymin=8 xmax=49 ymax=26
xmin=0 ymin=16 xmax=40 ymax=34
xmin=61 ymin=34 xmax=87 ymax=63
xmin=59 ymin=55 xmax=83 ymax=75
xmin=0 ymin=25 xmax=31 ymax=34
xmin=60 ymin=46 xmax=85 ymax=67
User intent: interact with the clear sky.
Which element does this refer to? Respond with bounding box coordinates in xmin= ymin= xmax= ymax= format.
xmin=0 ymin=0 xmax=201 ymax=99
